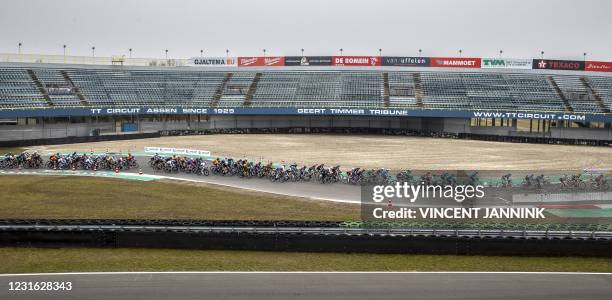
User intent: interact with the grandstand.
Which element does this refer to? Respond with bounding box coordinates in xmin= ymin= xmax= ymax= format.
xmin=2 ymin=66 xmax=612 ymax=113
xmin=0 ymin=56 xmax=611 ymax=143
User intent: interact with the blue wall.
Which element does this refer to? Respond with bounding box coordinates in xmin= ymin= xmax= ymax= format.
xmin=0 ymin=107 xmax=608 ymax=122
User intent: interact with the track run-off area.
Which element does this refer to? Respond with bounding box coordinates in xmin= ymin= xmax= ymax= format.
xmin=29 ymin=134 xmax=612 ymax=170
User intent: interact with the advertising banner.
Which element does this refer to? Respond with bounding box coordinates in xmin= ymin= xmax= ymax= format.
xmin=430 ymin=57 xmax=481 ymax=68
xmin=188 ymin=57 xmax=237 ymax=67
xmin=332 ymin=56 xmax=382 ymax=66
xmin=263 ymin=56 xmax=284 ymax=67
xmin=382 ymin=57 xmax=430 ymax=67
xmin=481 ymin=58 xmax=532 ymax=69
xmin=237 ymin=56 xmax=285 ymax=67
xmin=144 ymin=147 xmax=211 ymax=157
xmin=585 ymin=61 xmax=612 ymax=72
xmin=237 ymin=57 xmax=261 ymax=67
xmin=1 ymin=107 xmax=607 ymax=122
xmin=284 ymin=56 xmax=332 ymax=66
xmin=532 ymin=59 xmax=585 ymax=71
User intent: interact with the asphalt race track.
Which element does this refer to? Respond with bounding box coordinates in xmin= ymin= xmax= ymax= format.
xmin=1 ymin=164 xmax=363 ymax=203
xmin=134 ymin=162 xmax=362 ymax=203
xmin=0 ymin=156 xmax=515 ymax=206
xmin=1 ymin=272 xmax=611 ymax=299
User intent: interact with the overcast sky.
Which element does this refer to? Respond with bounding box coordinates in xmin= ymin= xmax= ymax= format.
xmin=1 ymin=0 xmax=610 ymax=60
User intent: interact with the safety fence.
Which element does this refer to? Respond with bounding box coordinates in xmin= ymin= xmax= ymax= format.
xmin=0 ymin=127 xmax=608 ymax=148
xmin=1 ymin=222 xmax=610 ymax=257
xmin=160 ymin=128 xmax=611 ymax=146
xmin=2 ymin=219 xmax=609 ymax=232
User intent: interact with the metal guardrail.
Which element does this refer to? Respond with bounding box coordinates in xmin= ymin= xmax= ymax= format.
xmin=1 ymin=224 xmax=610 ymax=240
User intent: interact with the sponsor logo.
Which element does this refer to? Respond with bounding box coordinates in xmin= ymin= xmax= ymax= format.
xmin=483 ymin=59 xmax=506 ymax=67
xmin=431 ymin=57 xmax=481 ymax=68
xmin=533 ymin=59 xmax=584 ymax=71
xmin=550 ymin=61 xmax=579 ymax=69
xmin=284 ymin=56 xmax=332 ymax=66
xmin=264 ymin=56 xmax=284 ymax=66
xmin=239 ymin=57 xmax=259 ymax=66
xmin=481 ymin=58 xmax=533 ymax=69
xmin=332 ymin=56 xmax=381 ymax=66
xmin=538 ymin=60 xmax=547 ymax=68
xmin=585 ymin=61 xmax=612 ymax=72
xmin=191 ymin=57 xmax=236 ymax=66
xmin=440 ymin=60 xmax=475 ymax=66
xmin=382 ymin=57 xmax=430 ymax=67
xmin=144 ymin=147 xmax=211 ymax=157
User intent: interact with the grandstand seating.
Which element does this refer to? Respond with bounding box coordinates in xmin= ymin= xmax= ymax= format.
xmin=0 ymin=68 xmax=48 ymax=108
xmin=32 ymin=69 xmax=81 ymax=106
xmin=551 ymin=75 xmax=601 ymax=112
xmin=586 ymin=76 xmax=612 ymax=111
xmin=1 ymin=66 xmax=611 ymax=114
xmin=219 ymin=72 xmax=255 ymax=106
xmin=387 ymin=72 xmax=418 ymax=108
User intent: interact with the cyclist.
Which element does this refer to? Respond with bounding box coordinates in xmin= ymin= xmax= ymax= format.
xmin=501 ymin=173 xmax=512 ymax=187
xmin=468 ymin=171 xmax=480 ymax=186
xmin=535 ymin=174 xmax=546 ymax=188
xmin=524 ymin=174 xmax=535 ymax=187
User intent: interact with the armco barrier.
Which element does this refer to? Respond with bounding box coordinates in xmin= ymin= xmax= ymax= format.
xmin=0 ymin=230 xmax=117 ymax=248
xmin=0 ymin=127 xmax=608 ymax=147
xmin=0 ymin=219 xmax=344 ymax=228
xmin=457 ymin=133 xmax=610 ymax=146
xmin=1 ymin=226 xmax=610 ymax=257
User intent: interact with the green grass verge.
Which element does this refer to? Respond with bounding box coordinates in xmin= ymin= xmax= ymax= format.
xmin=0 ymin=147 xmax=24 ymax=155
xmin=1 ymin=248 xmax=610 ymax=273
xmin=0 ymin=175 xmax=359 ymax=220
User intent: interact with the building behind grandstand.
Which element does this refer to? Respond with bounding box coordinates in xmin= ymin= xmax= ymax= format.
xmin=0 ymin=53 xmax=611 ymax=144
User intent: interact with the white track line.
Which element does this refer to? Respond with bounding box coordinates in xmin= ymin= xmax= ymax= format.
xmin=1 ymin=271 xmax=610 ymax=276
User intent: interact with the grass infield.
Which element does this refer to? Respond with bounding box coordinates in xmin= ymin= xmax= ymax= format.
xmin=0 ymin=147 xmax=24 ymax=155
xmin=1 ymin=248 xmax=610 ymax=273
xmin=0 ymin=175 xmax=360 ymax=220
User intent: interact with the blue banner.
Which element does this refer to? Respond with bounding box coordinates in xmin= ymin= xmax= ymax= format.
xmin=0 ymin=107 xmax=608 ymax=122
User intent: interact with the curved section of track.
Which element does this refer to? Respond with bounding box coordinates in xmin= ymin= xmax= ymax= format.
xmin=0 ymin=156 xmax=606 ymax=206
xmin=1 ymin=155 xmax=366 ymax=203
